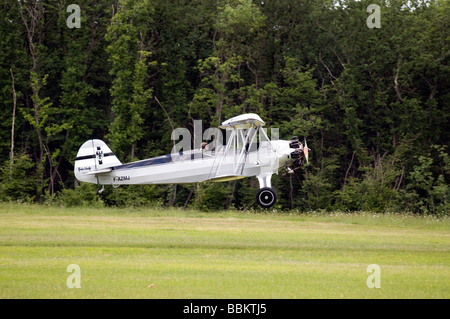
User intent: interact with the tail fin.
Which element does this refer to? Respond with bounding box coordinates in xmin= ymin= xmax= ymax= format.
xmin=74 ymin=139 xmax=121 ymax=183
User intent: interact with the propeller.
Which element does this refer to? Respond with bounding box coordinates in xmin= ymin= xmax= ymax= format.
xmin=303 ymin=138 xmax=309 ymax=164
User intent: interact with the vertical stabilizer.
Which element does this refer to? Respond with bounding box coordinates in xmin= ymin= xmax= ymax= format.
xmin=74 ymin=139 xmax=121 ymax=183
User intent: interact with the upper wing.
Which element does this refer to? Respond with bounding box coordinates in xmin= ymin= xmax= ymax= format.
xmin=219 ymin=113 xmax=265 ymax=129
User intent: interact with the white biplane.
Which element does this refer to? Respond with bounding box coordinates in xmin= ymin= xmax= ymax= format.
xmin=74 ymin=113 xmax=309 ymax=208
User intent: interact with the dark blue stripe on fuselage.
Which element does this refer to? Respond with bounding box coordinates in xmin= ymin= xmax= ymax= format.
xmin=112 ymin=154 xmax=173 ymax=171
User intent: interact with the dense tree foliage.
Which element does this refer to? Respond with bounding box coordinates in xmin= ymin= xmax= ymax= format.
xmin=1 ymin=0 xmax=448 ymax=214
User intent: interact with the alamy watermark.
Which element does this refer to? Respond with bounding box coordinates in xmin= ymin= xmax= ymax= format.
xmin=366 ymin=264 xmax=381 ymax=288
xmin=66 ymin=4 xmax=81 ymax=29
xmin=67 ymin=264 xmax=81 ymax=288
xmin=367 ymin=4 xmax=381 ymax=29
xmin=64 ymin=4 xmax=380 ymax=30
xmin=170 ymin=120 xmax=279 ymax=155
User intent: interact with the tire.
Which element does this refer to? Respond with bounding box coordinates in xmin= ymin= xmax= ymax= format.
xmin=256 ymin=187 xmax=277 ymax=208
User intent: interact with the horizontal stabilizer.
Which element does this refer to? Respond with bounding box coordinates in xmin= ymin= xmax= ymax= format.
xmin=83 ymin=168 xmax=112 ymax=175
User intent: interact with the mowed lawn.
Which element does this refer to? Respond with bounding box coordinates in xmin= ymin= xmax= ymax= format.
xmin=0 ymin=203 xmax=448 ymax=299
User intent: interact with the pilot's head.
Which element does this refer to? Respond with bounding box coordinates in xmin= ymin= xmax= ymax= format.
xmin=201 ymin=142 xmax=208 ymax=150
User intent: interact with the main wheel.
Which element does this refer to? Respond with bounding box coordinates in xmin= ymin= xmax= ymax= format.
xmin=256 ymin=187 xmax=277 ymax=208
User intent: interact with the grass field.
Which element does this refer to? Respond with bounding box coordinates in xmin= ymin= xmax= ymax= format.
xmin=0 ymin=202 xmax=449 ymax=299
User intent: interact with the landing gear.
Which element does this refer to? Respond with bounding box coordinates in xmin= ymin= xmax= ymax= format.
xmin=256 ymin=173 xmax=277 ymax=208
xmin=97 ymin=185 xmax=104 ymax=195
xmin=256 ymin=187 xmax=277 ymax=208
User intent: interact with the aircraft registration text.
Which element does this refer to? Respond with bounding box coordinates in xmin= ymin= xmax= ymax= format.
xmin=113 ymin=176 xmax=130 ymax=182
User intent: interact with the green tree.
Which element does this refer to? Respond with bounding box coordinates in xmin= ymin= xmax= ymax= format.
xmin=105 ymin=0 xmax=155 ymax=161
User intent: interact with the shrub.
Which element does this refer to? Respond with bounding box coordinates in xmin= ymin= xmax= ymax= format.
xmin=0 ymin=155 xmax=36 ymax=202
xmin=51 ymin=183 xmax=104 ymax=208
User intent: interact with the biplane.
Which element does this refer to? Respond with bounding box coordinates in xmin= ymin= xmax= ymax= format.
xmin=74 ymin=113 xmax=309 ymax=208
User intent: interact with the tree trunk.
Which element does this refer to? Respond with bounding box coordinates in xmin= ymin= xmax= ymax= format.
xmin=9 ymin=69 xmax=17 ymax=175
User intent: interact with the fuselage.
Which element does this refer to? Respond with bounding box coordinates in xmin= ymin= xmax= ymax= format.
xmin=75 ymin=139 xmax=295 ymax=186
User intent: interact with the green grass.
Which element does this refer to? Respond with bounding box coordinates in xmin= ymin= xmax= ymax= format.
xmin=0 ymin=203 xmax=449 ymax=298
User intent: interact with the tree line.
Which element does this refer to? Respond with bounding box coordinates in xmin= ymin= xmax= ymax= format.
xmin=0 ymin=0 xmax=449 ymax=214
